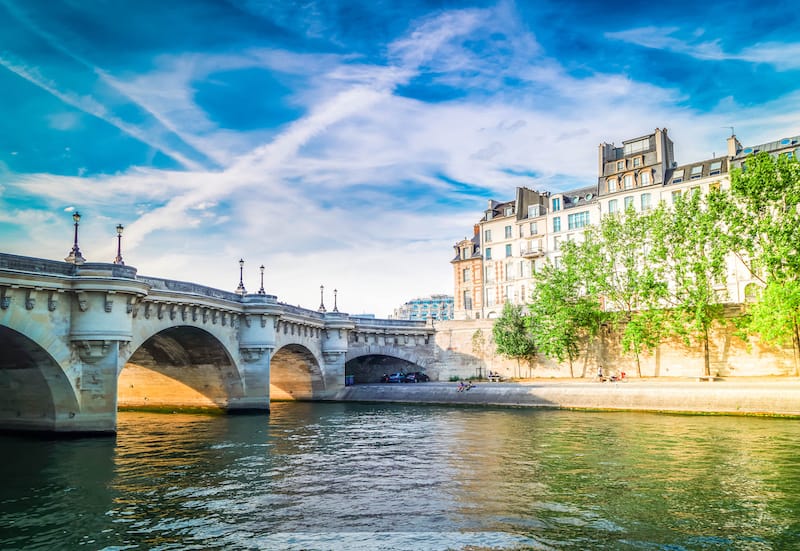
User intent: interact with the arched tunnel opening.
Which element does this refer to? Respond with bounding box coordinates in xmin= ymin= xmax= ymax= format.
xmin=270 ymin=344 xmax=324 ymax=401
xmin=346 ymin=355 xmax=421 ymax=384
xmin=0 ymin=326 xmax=72 ymax=429
xmin=120 ymin=326 xmax=242 ymax=410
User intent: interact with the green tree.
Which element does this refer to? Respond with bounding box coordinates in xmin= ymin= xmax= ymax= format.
xmin=527 ymin=241 xmax=605 ymax=377
xmin=725 ymin=151 xmax=800 ymax=374
xmin=493 ymin=302 xmax=536 ymax=378
xmin=588 ymin=205 xmax=671 ymax=376
xmin=661 ymin=189 xmax=728 ymax=377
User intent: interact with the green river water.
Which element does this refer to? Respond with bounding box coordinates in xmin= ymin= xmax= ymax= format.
xmin=1 ymin=403 xmax=798 ymax=550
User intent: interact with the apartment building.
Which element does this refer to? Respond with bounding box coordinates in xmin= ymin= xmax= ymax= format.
xmin=393 ymin=294 xmax=455 ymax=321
xmin=452 ymin=129 xmax=800 ymax=318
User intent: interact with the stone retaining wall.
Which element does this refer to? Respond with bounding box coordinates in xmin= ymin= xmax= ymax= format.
xmin=429 ymin=316 xmax=798 ymax=381
xmin=333 ymin=381 xmax=800 ymax=416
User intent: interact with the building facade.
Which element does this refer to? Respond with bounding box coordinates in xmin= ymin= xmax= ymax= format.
xmin=393 ymin=294 xmax=455 ymax=321
xmin=452 ymin=129 xmax=800 ymax=319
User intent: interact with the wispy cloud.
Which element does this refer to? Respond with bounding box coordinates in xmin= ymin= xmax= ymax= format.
xmin=607 ymin=26 xmax=800 ymax=70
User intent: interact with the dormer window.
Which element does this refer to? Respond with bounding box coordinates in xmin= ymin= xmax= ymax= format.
xmin=690 ymin=165 xmax=703 ymax=179
xmin=709 ymin=161 xmax=722 ymax=176
xmin=504 ymin=207 xmax=513 ymax=216
xmin=616 ymin=160 xmax=625 ymax=171
xmin=673 ymin=169 xmax=684 ymax=183
xmin=640 ymin=171 xmax=651 ymax=186
xmin=608 ymin=178 xmax=618 ymax=193
xmin=623 ymin=174 xmax=633 ymax=189
xmin=633 ymin=157 xmax=641 ymax=167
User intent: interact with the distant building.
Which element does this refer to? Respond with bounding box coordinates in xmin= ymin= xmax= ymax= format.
xmin=453 ymin=128 xmax=800 ymax=318
xmin=393 ymin=294 xmax=455 ymax=320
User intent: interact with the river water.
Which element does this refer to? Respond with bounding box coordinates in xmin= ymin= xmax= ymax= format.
xmin=1 ymin=403 xmax=798 ymax=550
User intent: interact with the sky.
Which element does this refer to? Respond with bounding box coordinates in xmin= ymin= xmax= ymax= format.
xmin=1 ymin=0 xmax=799 ymax=317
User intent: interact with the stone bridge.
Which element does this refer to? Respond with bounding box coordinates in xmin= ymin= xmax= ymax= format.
xmin=0 ymin=253 xmax=436 ymax=433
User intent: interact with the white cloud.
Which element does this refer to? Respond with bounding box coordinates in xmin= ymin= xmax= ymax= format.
xmin=606 ymin=26 xmax=800 ymax=70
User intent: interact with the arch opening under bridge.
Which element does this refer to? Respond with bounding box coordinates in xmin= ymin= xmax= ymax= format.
xmin=270 ymin=344 xmax=325 ymax=401
xmin=119 ymin=326 xmax=243 ymax=411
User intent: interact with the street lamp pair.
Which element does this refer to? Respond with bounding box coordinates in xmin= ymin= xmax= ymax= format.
xmin=64 ymin=212 xmax=125 ymax=266
xmin=236 ymin=259 xmax=266 ymax=296
xmin=318 ymin=285 xmax=338 ymax=313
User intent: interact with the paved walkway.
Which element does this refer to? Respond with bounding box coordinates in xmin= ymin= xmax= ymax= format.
xmin=333 ymin=378 xmax=800 ymax=416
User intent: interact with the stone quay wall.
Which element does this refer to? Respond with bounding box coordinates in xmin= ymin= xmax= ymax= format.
xmin=428 ymin=314 xmax=797 ymax=382
xmin=333 ymin=380 xmax=800 ymax=417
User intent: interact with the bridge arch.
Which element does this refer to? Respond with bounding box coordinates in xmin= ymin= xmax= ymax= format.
xmin=345 ymin=347 xmax=428 ymax=383
xmin=0 ymin=325 xmax=79 ymax=430
xmin=119 ymin=325 xmax=244 ymax=410
xmin=270 ymin=343 xmax=325 ymax=400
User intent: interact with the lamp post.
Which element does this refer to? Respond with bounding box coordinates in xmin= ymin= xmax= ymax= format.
xmin=258 ymin=264 xmax=266 ymax=295
xmin=333 ymin=288 xmax=339 ymax=312
xmin=113 ymin=224 xmax=124 ymax=265
xmin=236 ymin=259 xmax=247 ymax=295
xmin=318 ymin=285 xmax=326 ymax=312
xmin=65 ymin=211 xmax=86 ymax=265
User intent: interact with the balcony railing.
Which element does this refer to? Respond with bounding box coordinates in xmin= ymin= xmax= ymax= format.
xmin=521 ymin=245 xmax=545 ymax=258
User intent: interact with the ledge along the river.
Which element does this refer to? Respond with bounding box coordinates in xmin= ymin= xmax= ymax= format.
xmin=331 ymin=379 xmax=800 ymax=417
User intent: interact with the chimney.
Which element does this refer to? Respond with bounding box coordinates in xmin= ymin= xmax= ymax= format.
xmin=473 ymin=224 xmax=480 ymax=237
xmin=727 ymin=134 xmax=743 ymax=158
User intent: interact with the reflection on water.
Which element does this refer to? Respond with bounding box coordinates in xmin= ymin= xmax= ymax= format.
xmin=1 ymin=404 xmax=799 ymax=550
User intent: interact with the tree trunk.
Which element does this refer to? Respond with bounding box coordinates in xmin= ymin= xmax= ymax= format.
xmin=634 ymin=348 xmax=642 ymax=378
xmin=792 ymin=314 xmax=800 ymax=377
xmin=703 ymin=326 xmax=711 ymax=377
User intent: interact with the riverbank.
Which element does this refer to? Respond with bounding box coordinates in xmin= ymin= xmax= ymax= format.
xmin=331 ymin=378 xmax=800 ymax=417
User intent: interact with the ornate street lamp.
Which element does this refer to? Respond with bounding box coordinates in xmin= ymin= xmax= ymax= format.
xmin=318 ymin=285 xmax=326 ymax=312
xmin=65 ymin=211 xmax=86 ymax=265
xmin=236 ymin=259 xmax=247 ymax=295
xmin=258 ymin=264 xmax=266 ymax=295
xmin=113 ymin=224 xmax=125 ymax=265
xmin=333 ymin=288 xmax=339 ymax=312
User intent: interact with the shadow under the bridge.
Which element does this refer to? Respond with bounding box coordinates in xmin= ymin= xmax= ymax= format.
xmin=120 ymin=326 xmax=242 ymax=411
xmin=345 ymin=354 xmax=421 ymax=384
xmin=270 ymin=344 xmax=325 ymax=401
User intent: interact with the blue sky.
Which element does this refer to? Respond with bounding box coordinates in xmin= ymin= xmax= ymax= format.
xmin=1 ymin=0 xmax=799 ymax=316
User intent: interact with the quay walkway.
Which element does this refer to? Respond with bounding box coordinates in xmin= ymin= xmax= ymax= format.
xmin=333 ymin=378 xmax=800 ymax=417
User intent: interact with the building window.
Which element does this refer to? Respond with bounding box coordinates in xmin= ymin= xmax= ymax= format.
xmin=673 ymin=169 xmax=684 ymax=183
xmin=518 ymin=261 xmax=524 ymax=277
xmin=709 ymin=161 xmax=722 ymax=175
xmin=505 ymin=285 xmax=513 ymax=301
xmin=505 ymin=244 xmax=512 ymax=257
xmin=640 ymin=171 xmax=651 ymax=185
xmin=485 ymin=266 xmax=495 ymax=282
xmin=553 ymin=236 xmax=561 ymax=251
xmin=486 ymin=289 xmax=495 ymax=307
xmin=485 ymin=248 xmax=492 ymax=260
xmin=553 ymin=216 xmax=561 ymax=232
xmin=530 ymin=221 xmax=538 ymax=235
xmin=624 ymin=196 xmax=634 ymax=210
xmin=608 ymin=178 xmax=618 ymax=193
xmin=633 ymin=157 xmax=641 ymax=167
xmin=552 ymin=197 xmax=561 ymax=212
xmin=504 ymin=207 xmax=513 ymax=216
xmin=623 ymin=174 xmax=633 ymax=189
xmin=463 ymin=268 xmax=471 ymax=282
xmin=463 ymin=291 xmax=472 ymax=310
xmin=616 ymin=160 xmax=624 ymax=171
xmin=623 ymin=137 xmax=649 ymax=156
xmin=608 ymin=199 xmax=618 ymax=214
xmin=640 ymin=193 xmax=651 ymax=211
xmin=671 ymin=190 xmax=681 ymax=204
xmin=504 ymin=225 xmax=512 ymax=239
xmin=484 ymin=229 xmax=492 ymax=242
xmin=567 ymin=211 xmax=590 ymax=230
xmin=690 ymin=165 xmax=703 ymax=179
